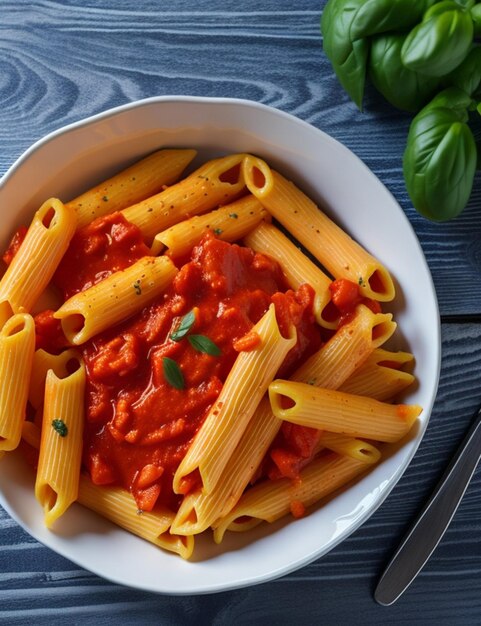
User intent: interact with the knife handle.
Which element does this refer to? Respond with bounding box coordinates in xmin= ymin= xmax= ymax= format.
xmin=375 ymin=405 xmax=481 ymax=606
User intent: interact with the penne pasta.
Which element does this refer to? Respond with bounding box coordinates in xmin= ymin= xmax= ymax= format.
xmin=121 ymin=153 xmax=247 ymax=242
xmin=319 ymin=432 xmax=381 ymax=464
xmin=171 ymin=304 xmax=393 ymax=536
xmin=338 ymin=348 xmax=415 ymax=401
xmin=68 ymin=149 xmax=197 ymax=228
xmin=35 ymin=355 xmax=86 ymax=527
xmin=213 ymin=453 xmax=371 ymax=543
xmin=269 ymin=380 xmax=422 ymax=443
xmin=151 ymin=195 xmax=269 ymax=257
xmin=293 ymin=304 xmax=396 ymax=388
xmin=77 ymin=475 xmax=194 ymax=559
xmin=242 ymin=155 xmax=395 ymax=302
xmin=54 ymin=256 xmax=177 ymax=344
xmin=29 ymin=348 xmax=82 ymax=409
xmin=173 ymin=304 xmax=297 ymax=496
xmin=0 ymin=313 xmax=35 ymax=453
xmin=0 ymin=150 xmax=422 ymax=560
xmin=0 ymin=198 xmax=76 ymax=319
xmin=243 ymin=221 xmax=336 ymax=329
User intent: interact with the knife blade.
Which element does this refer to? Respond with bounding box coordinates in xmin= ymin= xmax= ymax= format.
xmin=374 ymin=404 xmax=481 ymax=606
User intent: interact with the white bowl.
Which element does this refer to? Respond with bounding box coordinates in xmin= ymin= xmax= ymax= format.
xmin=0 ymin=96 xmax=441 ymax=594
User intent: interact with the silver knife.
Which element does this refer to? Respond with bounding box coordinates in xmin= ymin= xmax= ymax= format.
xmin=375 ymin=404 xmax=481 ymax=605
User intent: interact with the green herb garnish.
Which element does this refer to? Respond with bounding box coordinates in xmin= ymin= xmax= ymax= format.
xmin=188 ymin=334 xmax=222 ymax=356
xmin=102 ymin=195 xmax=109 ymax=202
xmin=170 ymin=310 xmax=196 ymax=342
xmin=162 ymin=357 xmax=185 ymax=390
xmin=213 ymin=228 xmax=223 ymax=236
xmin=52 ymin=419 xmax=68 ymax=437
xmin=229 ymin=213 xmax=238 ymax=219
xmin=133 ymin=279 xmax=142 ymax=295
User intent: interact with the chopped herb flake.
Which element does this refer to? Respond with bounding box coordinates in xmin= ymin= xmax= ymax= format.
xmin=170 ymin=310 xmax=196 ymax=341
xmin=213 ymin=228 xmax=223 ymax=236
xmin=229 ymin=213 xmax=238 ymax=219
xmin=163 ymin=357 xmax=185 ymax=390
xmin=52 ymin=419 xmax=68 ymax=437
xmin=133 ymin=280 xmax=142 ymax=295
xmin=102 ymin=195 xmax=109 ymax=202
xmin=188 ymin=334 xmax=222 ymax=356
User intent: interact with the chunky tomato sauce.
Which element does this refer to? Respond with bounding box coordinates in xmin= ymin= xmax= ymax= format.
xmin=35 ymin=213 xmax=321 ymax=513
xmin=54 ymin=212 xmax=151 ymax=299
xmin=2 ymin=209 xmax=378 ymax=514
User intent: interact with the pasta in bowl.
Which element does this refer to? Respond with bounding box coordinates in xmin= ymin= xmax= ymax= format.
xmin=0 ymin=97 xmax=440 ymax=594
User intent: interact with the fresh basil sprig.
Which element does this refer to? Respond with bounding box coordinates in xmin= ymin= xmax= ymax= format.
xmin=321 ymin=0 xmax=438 ymax=110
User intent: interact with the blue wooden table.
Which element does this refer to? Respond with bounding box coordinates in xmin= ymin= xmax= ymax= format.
xmin=1 ymin=1 xmax=481 ymax=624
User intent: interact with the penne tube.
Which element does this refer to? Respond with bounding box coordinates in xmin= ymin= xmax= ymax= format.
xmin=151 ymin=195 xmax=269 ymax=257
xmin=54 ymin=256 xmax=177 ymax=345
xmin=121 ymin=153 xmax=247 ymax=242
xmin=77 ymin=476 xmax=194 ymax=559
xmin=29 ymin=348 xmax=82 ymax=409
xmin=213 ymin=453 xmax=371 ymax=543
xmin=320 ymin=432 xmax=381 ymax=464
xmin=242 ymin=156 xmax=395 ymax=302
xmin=269 ymin=380 xmax=422 ymax=443
xmin=0 ymin=198 xmax=76 ymax=315
xmin=338 ymin=348 xmax=415 ymax=401
xmin=35 ymin=355 xmax=86 ymax=527
xmin=243 ymin=221 xmax=336 ymax=329
xmin=173 ymin=304 xmax=296 ymax=496
xmin=171 ymin=397 xmax=279 ymax=536
xmin=293 ymin=304 xmax=396 ymax=388
xmin=67 ymin=149 xmax=197 ymax=228
xmin=0 ymin=313 xmax=35 ymax=453
xmin=171 ymin=304 xmax=391 ymax=536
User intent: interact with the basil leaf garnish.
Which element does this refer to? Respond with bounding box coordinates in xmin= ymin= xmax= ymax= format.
xmin=170 ymin=310 xmax=196 ymax=342
xmin=187 ymin=334 xmax=222 ymax=356
xmin=162 ymin=357 xmax=185 ymax=389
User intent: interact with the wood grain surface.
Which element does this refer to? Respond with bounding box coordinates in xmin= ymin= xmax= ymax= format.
xmin=1 ymin=1 xmax=481 ymax=624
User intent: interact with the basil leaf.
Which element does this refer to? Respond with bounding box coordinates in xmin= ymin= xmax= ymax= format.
xmin=170 ymin=310 xmax=195 ymax=342
xmin=401 ymin=5 xmax=474 ymax=77
xmin=350 ymin=0 xmax=437 ymax=40
xmin=369 ymin=32 xmax=440 ymax=112
xmin=321 ymin=0 xmax=369 ymax=110
xmin=162 ymin=357 xmax=185 ymax=389
xmin=403 ymin=89 xmax=477 ymax=220
xmin=52 ymin=419 xmax=68 ymax=437
xmin=188 ymin=334 xmax=222 ymax=356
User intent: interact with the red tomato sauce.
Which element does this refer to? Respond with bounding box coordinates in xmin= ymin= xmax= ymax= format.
xmin=54 ymin=212 xmax=151 ymax=299
xmin=50 ymin=216 xmax=323 ymax=513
